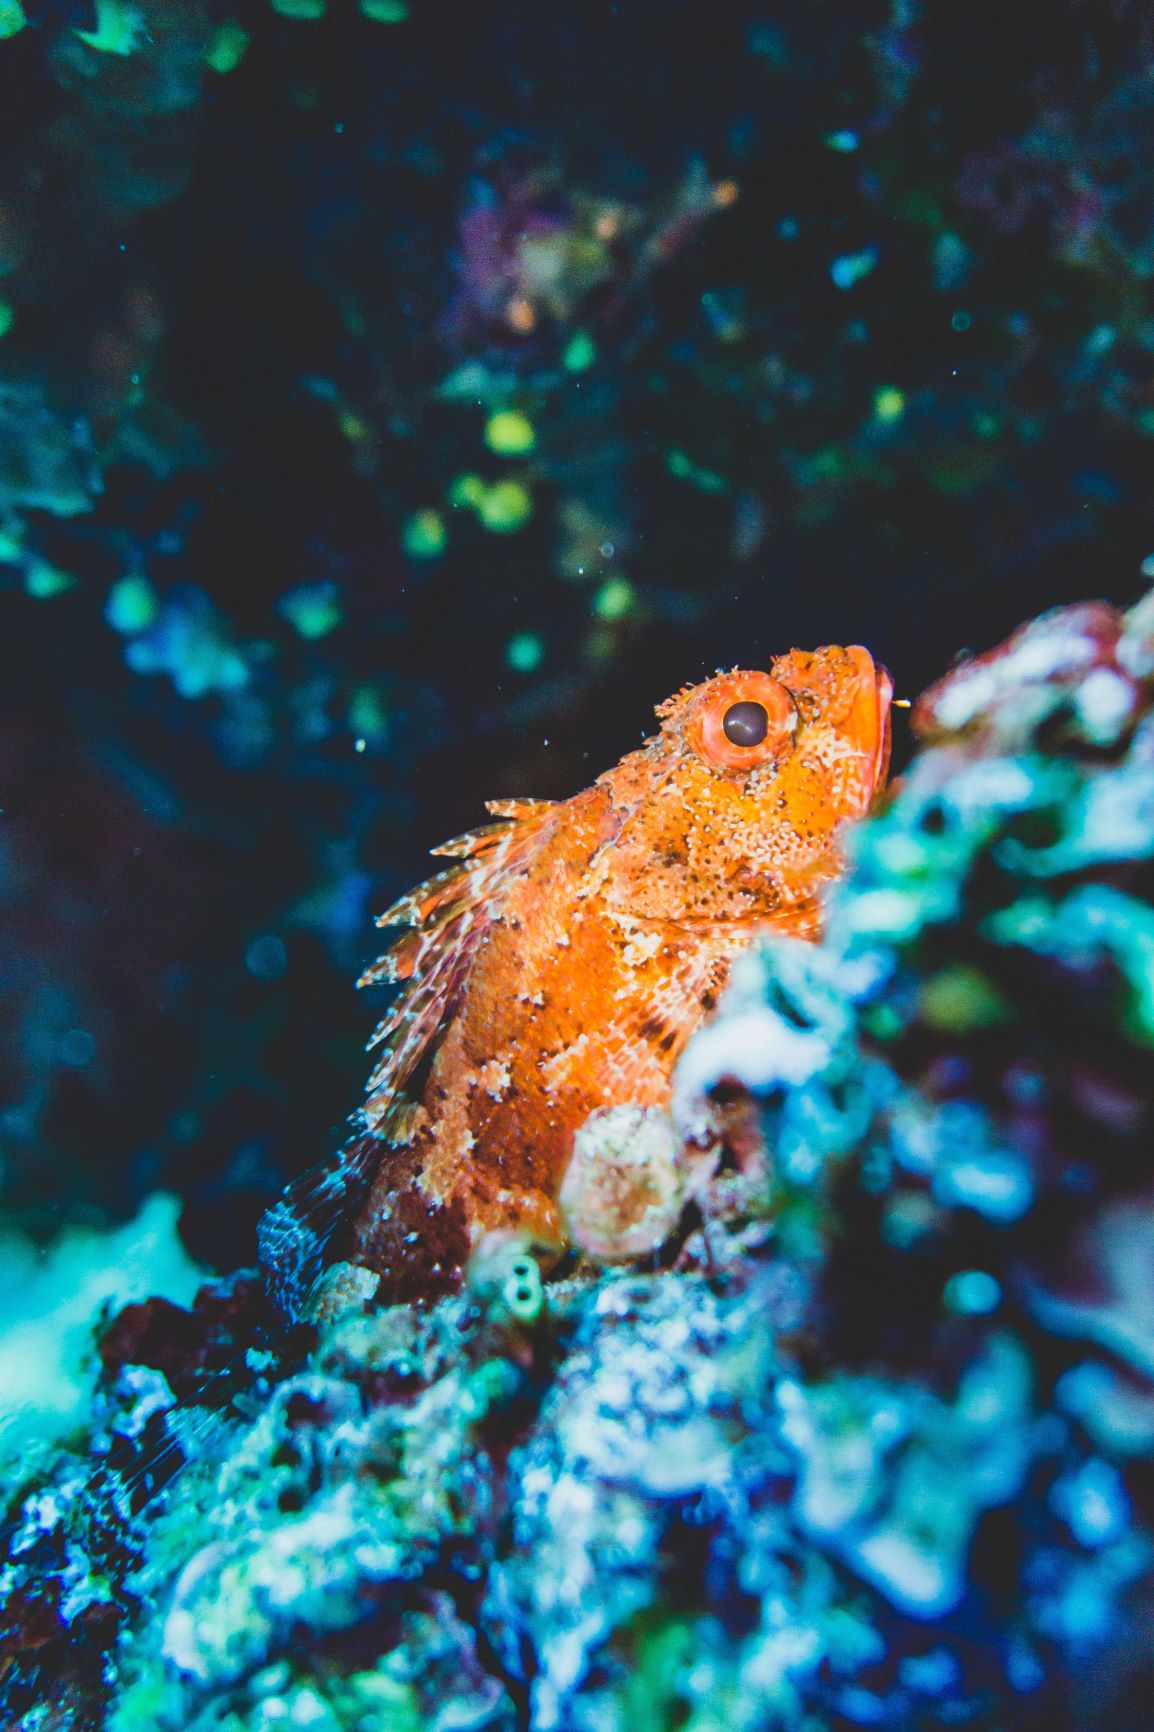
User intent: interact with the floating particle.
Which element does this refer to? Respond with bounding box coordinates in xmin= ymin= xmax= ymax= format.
xmin=360 ymin=0 xmax=407 ymax=16
xmin=402 ymin=509 xmax=447 ymax=559
xmin=593 ymin=577 xmax=635 ymax=622
xmin=485 ymin=409 xmax=537 ymax=457
xmin=701 ymin=288 xmax=744 ymax=342
xmin=667 ymin=449 xmax=727 ymax=493
xmin=449 ymin=473 xmax=486 ymax=510
xmin=347 ymin=685 xmax=388 ymax=744
xmin=831 ymin=248 xmax=878 ymax=290
xmin=943 ymin=1270 xmax=1002 ymax=1315
xmin=58 ymin=1029 xmax=96 ymax=1067
xmin=270 ymin=0 xmax=325 ymax=15
xmin=105 ymin=575 xmax=159 ymax=635
xmin=279 ymin=583 xmax=342 ymax=640
xmin=505 ymin=295 xmax=536 ymax=334
xmin=919 ymin=964 xmax=1011 ymax=1031
xmin=25 ymin=561 xmax=76 ymax=599
xmin=951 ymin=310 xmax=972 ymax=332
xmin=126 ymin=589 xmax=250 ymax=699
xmin=479 ymin=479 xmax=533 ymax=533
xmin=74 ymin=0 xmax=145 ymax=53
xmin=563 ymin=331 xmax=596 ymax=372
xmin=506 ymin=632 xmax=543 ymax=673
xmin=337 ymin=409 xmax=370 ymax=443
xmin=1051 ymin=1459 xmax=1130 ymax=1549
xmin=0 ymin=301 xmax=12 ymax=339
xmin=246 ymin=935 xmax=288 ymax=981
xmin=205 ymin=20 xmax=249 ymax=72
xmin=933 ymin=232 xmax=968 ymax=291
xmin=826 ymin=129 xmax=859 ymax=152
xmin=0 ymin=1 xmax=26 ymax=38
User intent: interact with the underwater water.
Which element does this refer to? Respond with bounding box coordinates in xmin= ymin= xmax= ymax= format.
xmin=2 ymin=2 xmax=1154 ymax=1727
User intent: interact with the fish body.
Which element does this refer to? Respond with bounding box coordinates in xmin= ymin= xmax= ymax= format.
xmin=261 ymin=646 xmax=892 ymax=1310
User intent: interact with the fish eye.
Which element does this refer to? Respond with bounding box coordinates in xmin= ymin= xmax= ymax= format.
xmin=722 ymin=700 xmax=769 ymax=748
xmin=690 ymin=672 xmax=796 ymax=772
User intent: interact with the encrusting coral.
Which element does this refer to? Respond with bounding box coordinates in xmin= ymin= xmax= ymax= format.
xmin=5 ymin=592 xmax=1154 ymax=1729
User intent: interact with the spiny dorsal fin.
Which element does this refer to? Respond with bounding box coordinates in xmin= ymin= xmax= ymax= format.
xmin=357 ymin=798 xmax=558 ymax=1138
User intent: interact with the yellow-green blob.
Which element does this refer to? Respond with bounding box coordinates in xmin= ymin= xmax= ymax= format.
xmin=593 ymin=576 xmax=635 ymax=622
xmin=74 ymin=0 xmax=145 ymax=54
xmin=479 ymin=478 xmax=533 ymax=533
xmin=873 ymin=386 xmax=905 ymax=424
xmin=279 ymin=583 xmax=342 ymax=640
xmin=667 ymin=448 xmax=727 ymax=494
xmin=485 ymin=408 xmax=537 ymax=457
xmin=359 ymin=0 xmax=407 ymax=18
xmin=205 ymin=19 xmax=249 ymax=72
xmin=348 ymin=684 xmax=388 ymax=744
xmin=0 ymin=2 xmax=25 ymax=42
xmin=449 ymin=472 xmax=487 ymax=509
xmin=25 ymin=561 xmax=76 ymax=599
xmin=919 ymin=964 xmax=1012 ymax=1032
xmin=507 ymin=631 xmax=543 ymax=674
xmin=105 ymin=574 xmax=158 ymax=635
xmin=402 ymin=508 xmax=447 ymax=559
xmin=563 ymin=330 xmax=596 ymax=372
xmin=270 ymin=0 xmax=325 ymax=18
xmin=863 ymin=1002 xmax=903 ymax=1042
xmin=338 ymin=409 xmax=369 ymax=442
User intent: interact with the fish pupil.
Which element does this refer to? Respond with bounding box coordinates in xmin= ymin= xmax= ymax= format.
xmin=722 ymin=700 xmax=770 ymax=747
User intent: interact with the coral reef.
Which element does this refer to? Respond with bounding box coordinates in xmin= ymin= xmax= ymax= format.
xmin=5 ymin=595 xmax=1154 ymax=1728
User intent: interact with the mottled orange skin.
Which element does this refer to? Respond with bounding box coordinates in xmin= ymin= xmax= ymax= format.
xmin=345 ymin=645 xmax=892 ymax=1301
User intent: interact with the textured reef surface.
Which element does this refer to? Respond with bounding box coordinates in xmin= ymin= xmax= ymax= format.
xmin=6 ymin=594 xmax=1154 ymax=1729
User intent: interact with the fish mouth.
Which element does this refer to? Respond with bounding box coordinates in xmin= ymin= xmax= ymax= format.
xmin=871 ymin=660 xmax=894 ymax=795
xmin=845 ymin=645 xmax=894 ymax=800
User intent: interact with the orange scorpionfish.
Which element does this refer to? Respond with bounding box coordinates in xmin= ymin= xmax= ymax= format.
xmin=260 ymin=646 xmax=892 ymax=1313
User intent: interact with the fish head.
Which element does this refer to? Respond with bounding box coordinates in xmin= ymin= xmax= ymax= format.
xmin=605 ymin=644 xmax=892 ymax=925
